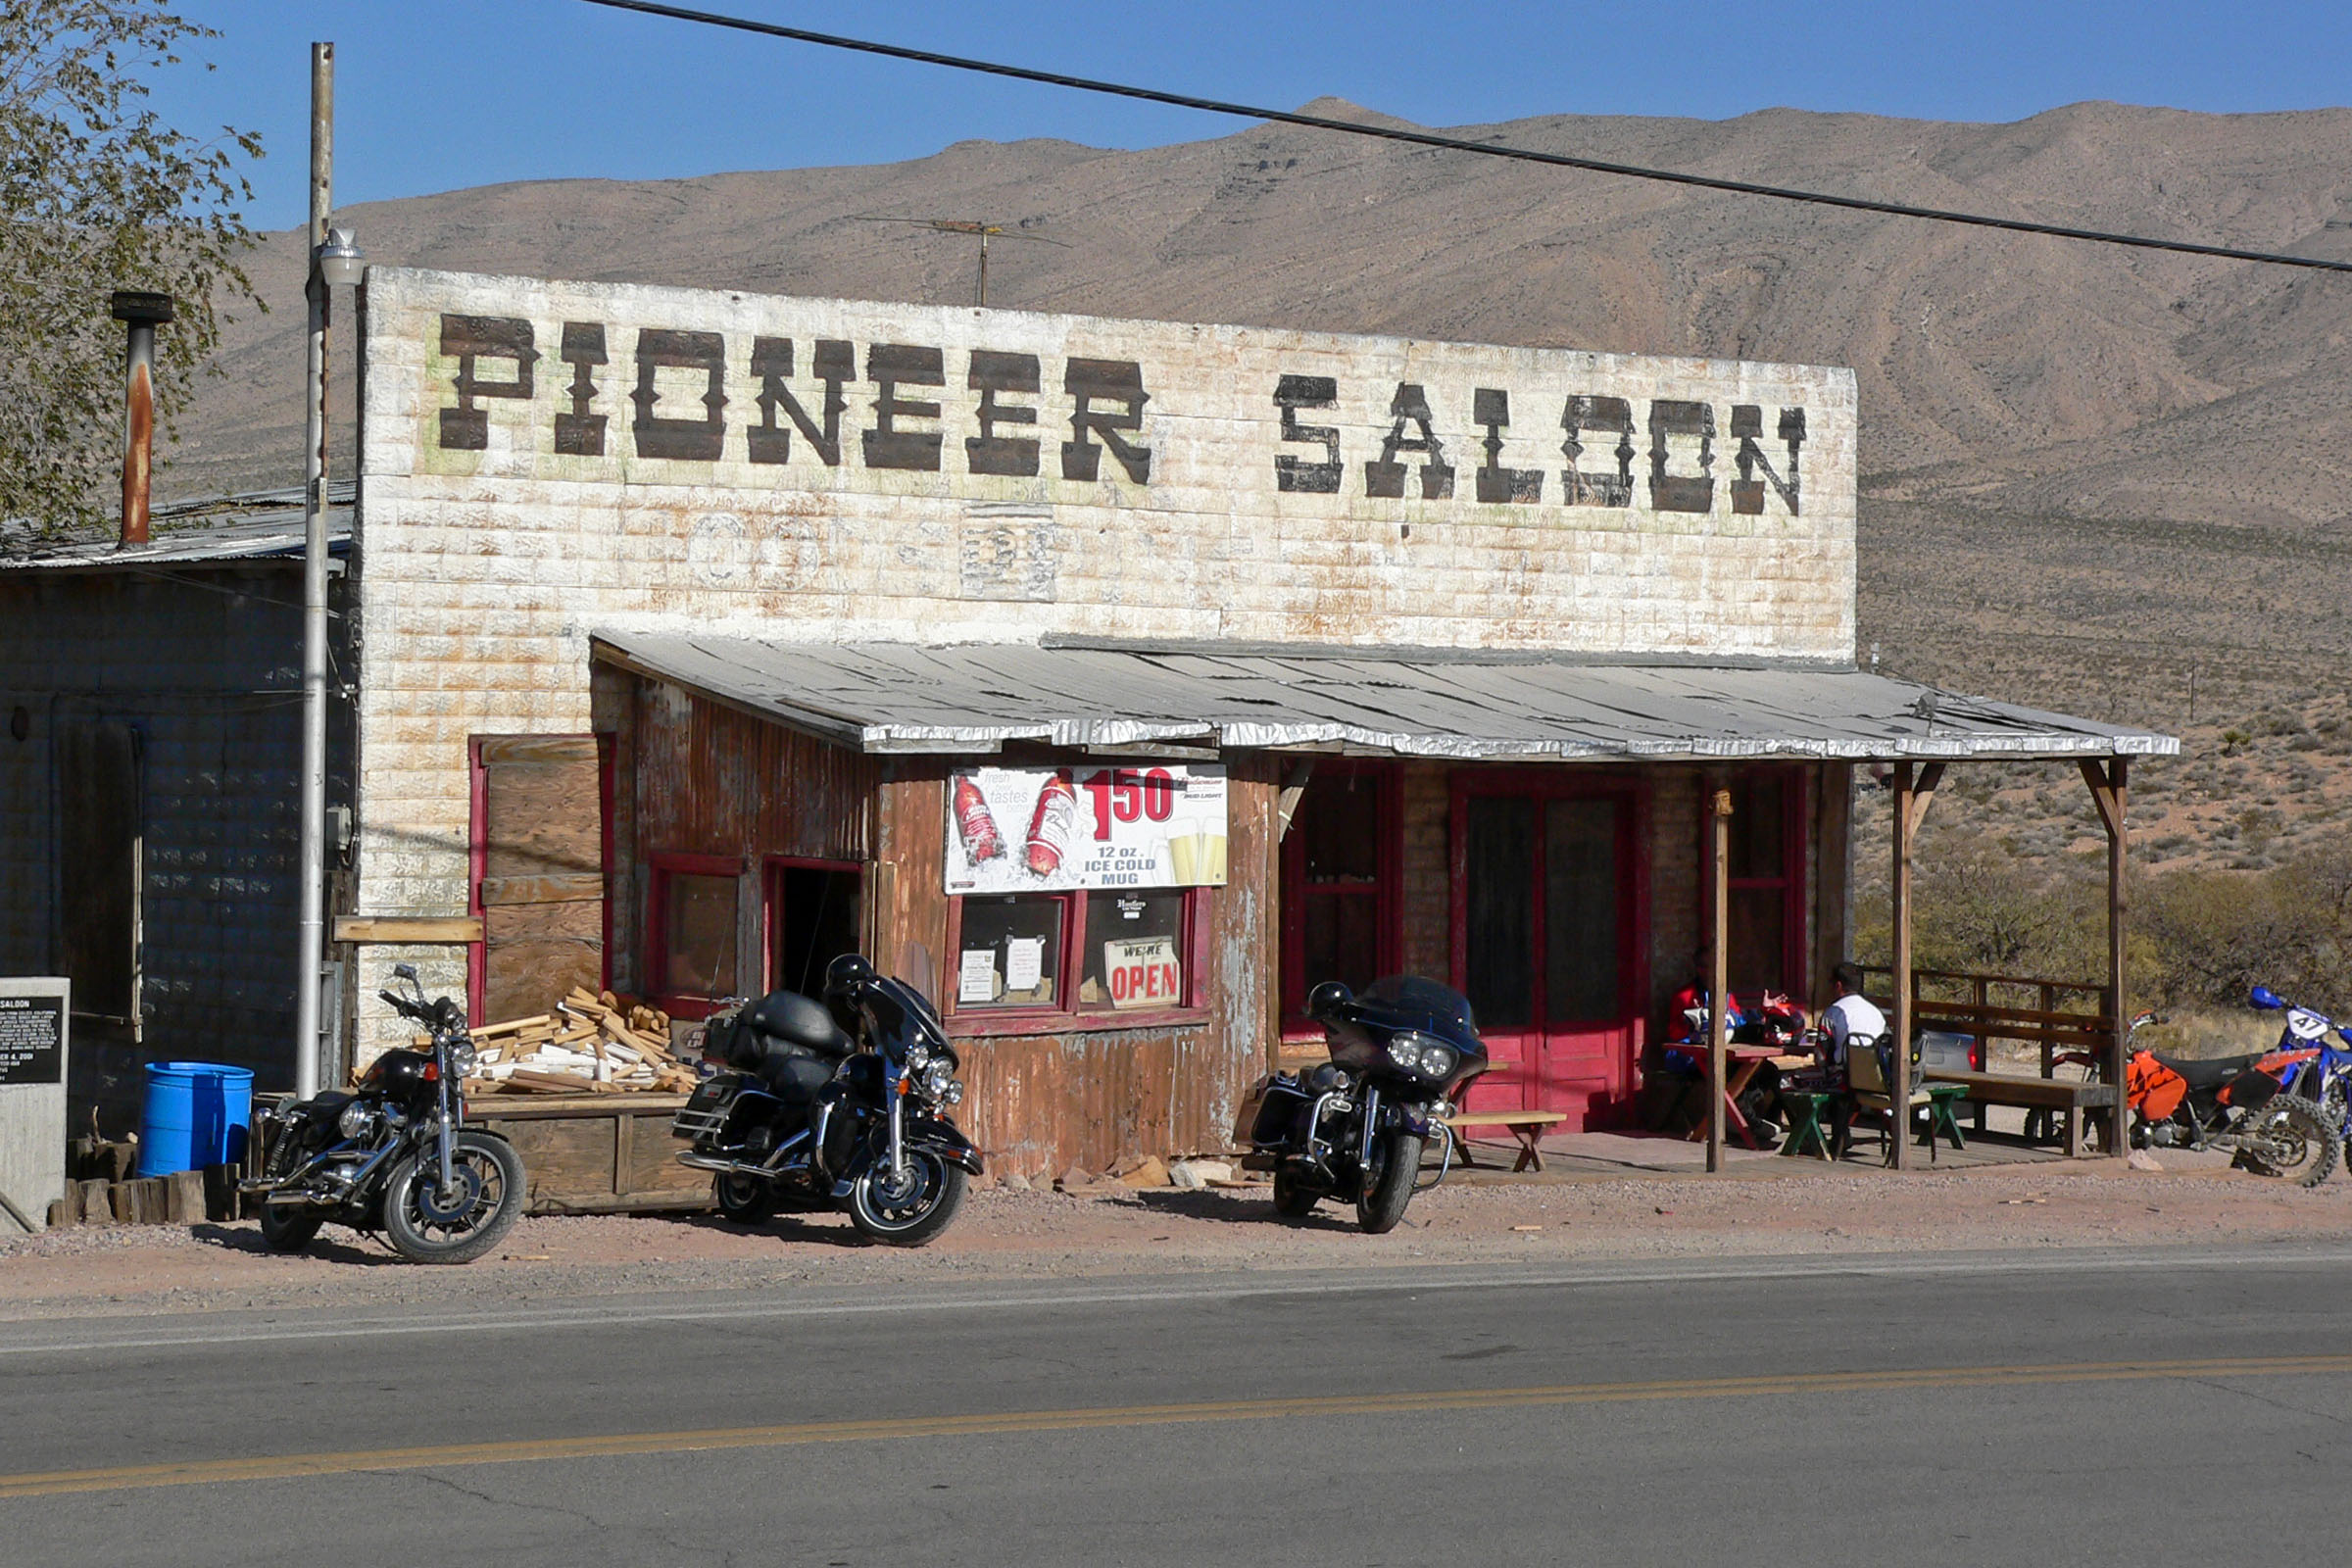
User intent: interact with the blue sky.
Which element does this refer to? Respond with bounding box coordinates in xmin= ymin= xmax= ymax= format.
xmin=152 ymin=1 xmax=2352 ymax=232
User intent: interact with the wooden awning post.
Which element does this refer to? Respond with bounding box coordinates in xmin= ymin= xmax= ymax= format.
xmin=1707 ymin=788 xmax=1732 ymax=1174
xmin=1888 ymin=761 xmax=1942 ymax=1172
xmin=2081 ymin=758 xmax=2130 ymax=1156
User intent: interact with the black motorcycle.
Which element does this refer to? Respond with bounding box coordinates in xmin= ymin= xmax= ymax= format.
xmin=1249 ymin=975 xmax=1489 ymax=1233
xmin=245 ymin=963 xmax=526 ymax=1263
xmin=672 ymin=954 xmax=981 ymax=1247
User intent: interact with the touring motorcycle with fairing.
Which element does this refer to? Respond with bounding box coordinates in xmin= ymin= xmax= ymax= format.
xmin=673 ymin=954 xmax=981 ymax=1246
xmin=1248 ymin=974 xmax=1488 ymax=1233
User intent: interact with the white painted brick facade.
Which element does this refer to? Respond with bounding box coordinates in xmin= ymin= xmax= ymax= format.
xmin=352 ymin=268 xmax=1857 ymax=1045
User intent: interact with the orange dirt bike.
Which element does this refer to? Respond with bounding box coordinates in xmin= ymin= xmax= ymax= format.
xmin=2102 ymin=1004 xmax=2338 ymax=1186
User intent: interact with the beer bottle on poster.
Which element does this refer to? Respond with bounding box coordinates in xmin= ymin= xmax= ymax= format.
xmin=1025 ymin=769 xmax=1078 ymax=876
xmin=953 ymin=775 xmax=1005 ymax=863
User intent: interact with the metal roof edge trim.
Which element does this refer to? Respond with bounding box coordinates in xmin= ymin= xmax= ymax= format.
xmin=1035 ymin=633 xmax=1857 ymax=671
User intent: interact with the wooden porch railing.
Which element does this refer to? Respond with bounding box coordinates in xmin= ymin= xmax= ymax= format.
xmin=1857 ymin=965 xmax=2115 ymax=1079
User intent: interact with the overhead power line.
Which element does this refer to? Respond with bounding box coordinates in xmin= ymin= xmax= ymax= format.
xmin=577 ymin=0 xmax=2352 ymax=277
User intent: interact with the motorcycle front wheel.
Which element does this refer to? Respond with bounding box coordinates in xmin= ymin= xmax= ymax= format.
xmin=848 ymin=1149 xmax=966 ymax=1247
xmin=2238 ymin=1096 xmax=2340 ymax=1188
xmin=713 ymin=1170 xmax=777 ymax=1224
xmin=1355 ymin=1130 xmax=1423 ymax=1235
xmin=382 ymin=1132 xmax=526 ymax=1264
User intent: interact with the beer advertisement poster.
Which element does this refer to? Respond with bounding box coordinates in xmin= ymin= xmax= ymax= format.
xmin=945 ymin=764 xmax=1229 ymax=892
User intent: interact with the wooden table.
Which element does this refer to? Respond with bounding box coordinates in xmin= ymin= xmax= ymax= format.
xmin=1442 ymin=1111 xmax=1569 ymax=1172
xmin=1685 ymin=1044 xmax=1786 ymax=1150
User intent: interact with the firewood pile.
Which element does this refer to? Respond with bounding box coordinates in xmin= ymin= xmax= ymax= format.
xmin=439 ymin=990 xmax=703 ymax=1096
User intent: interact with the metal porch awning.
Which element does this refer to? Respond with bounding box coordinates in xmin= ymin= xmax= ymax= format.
xmin=587 ymin=632 xmax=2178 ymax=763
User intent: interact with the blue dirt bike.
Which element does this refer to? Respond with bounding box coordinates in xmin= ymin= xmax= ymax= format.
xmin=2251 ymin=986 xmax=2352 ymax=1171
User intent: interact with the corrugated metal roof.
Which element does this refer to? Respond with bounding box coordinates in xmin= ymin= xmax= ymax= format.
xmin=590 ymin=633 xmax=2179 ymax=763
xmin=0 ymin=484 xmax=353 ymax=570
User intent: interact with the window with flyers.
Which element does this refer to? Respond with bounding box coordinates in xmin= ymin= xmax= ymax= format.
xmin=949 ymin=887 xmax=1204 ymax=1028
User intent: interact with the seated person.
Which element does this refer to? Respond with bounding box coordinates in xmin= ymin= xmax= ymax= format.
xmin=1822 ymin=961 xmax=1887 ymax=1080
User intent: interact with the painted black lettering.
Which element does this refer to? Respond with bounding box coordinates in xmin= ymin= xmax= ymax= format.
xmin=437 ymin=314 xmax=536 ymax=452
xmin=1272 ymin=374 xmax=1341 ymax=494
xmin=1559 ymin=395 xmax=1635 ymax=507
xmin=748 ymin=337 xmax=852 ymax=466
xmin=965 ymin=349 xmax=1041 ymax=477
xmin=863 ymin=343 xmax=945 ymax=470
xmin=1363 ymin=384 xmax=1453 ymax=500
xmin=1472 ymin=388 xmax=1542 ymax=505
xmin=629 ymin=328 xmax=727 ymax=462
xmin=1731 ymin=405 xmax=1804 ymax=515
xmin=554 ymin=322 xmax=606 ymax=457
xmin=1061 ymin=359 xmax=1152 ymax=483
xmin=1647 ymin=400 xmax=1715 ymax=514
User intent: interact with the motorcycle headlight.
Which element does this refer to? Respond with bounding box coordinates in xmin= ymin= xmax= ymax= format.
xmin=944 ymin=1080 xmax=964 ymax=1105
xmin=1386 ymin=1033 xmax=1458 ymax=1079
xmin=337 ymin=1101 xmax=380 ymax=1141
xmin=907 ymin=1042 xmax=933 ymax=1070
xmin=921 ymin=1060 xmax=955 ymax=1100
xmin=444 ymin=1040 xmax=479 ymax=1079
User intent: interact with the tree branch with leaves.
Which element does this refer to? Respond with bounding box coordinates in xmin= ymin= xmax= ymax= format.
xmin=0 ymin=0 xmax=262 ymax=537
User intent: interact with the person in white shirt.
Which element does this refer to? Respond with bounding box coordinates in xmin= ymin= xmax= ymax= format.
xmin=1822 ymin=961 xmax=1887 ymax=1075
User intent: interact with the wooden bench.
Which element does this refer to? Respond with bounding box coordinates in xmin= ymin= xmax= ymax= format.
xmin=1923 ymin=1070 xmax=2119 ymax=1158
xmin=1441 ymin=1111 xmax=1570 ymax=1173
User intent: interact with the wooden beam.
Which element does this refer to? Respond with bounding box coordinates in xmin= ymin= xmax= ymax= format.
xmin=2078 ymin=759 xmax=2126 ymax=843
xmin=1707 ymin=787 xmax=1732 ymax=1174
xmin=1889 ymin=761 xmax=1915 ymax=1171
xmin=2098 ymin=759 xmax=2129 ymax=1154
xmin=1905 ymin=761 xmax=1945 ymax=840
xmin=333 ymin=915 xmax=484 ymax=944
xmin=1274 ymin=759 xmax=1317 ymax=842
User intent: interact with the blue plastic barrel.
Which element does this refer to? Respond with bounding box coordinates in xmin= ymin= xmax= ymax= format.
xmin=136 ymin=1061 xmax=255 ymax=1177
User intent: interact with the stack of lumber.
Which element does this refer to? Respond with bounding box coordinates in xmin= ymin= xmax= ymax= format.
xmin=448 ymin=990 xmax=701 ymax=1097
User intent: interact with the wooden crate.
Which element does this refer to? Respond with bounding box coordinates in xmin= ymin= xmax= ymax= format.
xmin=463 ymin=1094 xmax=711 ymax=1214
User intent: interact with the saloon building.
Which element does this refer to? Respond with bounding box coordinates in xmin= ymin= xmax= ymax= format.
xmin=337 ymin=269 xmax=2169 ymax=1178
xmin=2 ymin=268 xmax=2171 ymax=1179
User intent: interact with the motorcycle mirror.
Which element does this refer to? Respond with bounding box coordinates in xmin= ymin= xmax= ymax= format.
xmin=1306 ymin=980 xmax=1354 ymax=1020
xmin=393 ymin=962 xmax=418 ymax=983
xmin=2250 ymin=985 xmax=2285 ymax=1010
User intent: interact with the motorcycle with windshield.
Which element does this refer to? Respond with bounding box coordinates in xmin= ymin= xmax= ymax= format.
xmin=1248 ymin=975 xmax=1488 ymax=1234
xmin=244 ymin=963 xmax=526 ymax=1263
xmin=672 ymin=953 xmax=981 ymax=1246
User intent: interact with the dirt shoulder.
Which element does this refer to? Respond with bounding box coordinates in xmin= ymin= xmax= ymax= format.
xmin=2 ymin=1156 xmax=2342 ymax=1324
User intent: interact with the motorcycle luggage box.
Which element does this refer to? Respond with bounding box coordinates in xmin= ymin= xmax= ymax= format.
xmin=729 ymin=990 xmax=854 ymax=1069
xmin=1250 ymin=1079 xmax=1313 ymax=1147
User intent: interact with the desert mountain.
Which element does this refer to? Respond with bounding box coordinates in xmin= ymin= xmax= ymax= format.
xmin=164 ymin=100 xmax=2352 ymax=870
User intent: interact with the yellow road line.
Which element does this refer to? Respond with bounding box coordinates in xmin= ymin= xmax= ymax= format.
xmin=5 ymin=1352 xmax=2347 ymax=1500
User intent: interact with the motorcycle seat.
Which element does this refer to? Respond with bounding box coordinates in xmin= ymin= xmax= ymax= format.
xmin=2151 ymin=1052 xmax=2255 ymax=1090
xmin=753 ymin=1046 xmax=836 ymax=1105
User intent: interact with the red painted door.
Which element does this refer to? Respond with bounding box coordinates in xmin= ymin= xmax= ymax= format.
xmin=1453 ymin=784 xmax=1642 ymax=1130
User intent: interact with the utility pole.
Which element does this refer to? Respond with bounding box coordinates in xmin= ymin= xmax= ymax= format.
xmin=295 ymin=43 xmax=363 ymax=1097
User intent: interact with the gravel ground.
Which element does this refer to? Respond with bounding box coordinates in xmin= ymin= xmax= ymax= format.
xmin=2 ymin=1155 xmax=2344 ymax=1322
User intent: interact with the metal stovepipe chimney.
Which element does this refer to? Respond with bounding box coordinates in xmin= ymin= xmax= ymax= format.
xmin=110 ymin=290 xmax=173 ymax=548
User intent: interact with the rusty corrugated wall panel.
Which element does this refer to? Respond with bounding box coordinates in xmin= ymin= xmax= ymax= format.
xmin=632 ymin=677 xmax=875 ymax=862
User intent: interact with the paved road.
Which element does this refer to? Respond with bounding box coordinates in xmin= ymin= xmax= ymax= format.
xmin=4 ymin=1245 xmax=2349 ymax=1565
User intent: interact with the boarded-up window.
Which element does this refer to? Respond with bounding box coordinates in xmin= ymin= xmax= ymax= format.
xmin=56 ymin=718 xmax=142 ymax=1023
xmin=472 ymin=735 xmax=606 ymax=1022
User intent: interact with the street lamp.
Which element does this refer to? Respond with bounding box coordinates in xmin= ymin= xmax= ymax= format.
xmin=294 ymin=39 xmax=361 ymax=1102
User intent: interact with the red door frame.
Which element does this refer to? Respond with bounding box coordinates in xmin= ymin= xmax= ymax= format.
xmin=1279 ymin=761 xmax=1403 ymax=1037
xmin=1448 ymin=768 xmax=1650 ymax=1129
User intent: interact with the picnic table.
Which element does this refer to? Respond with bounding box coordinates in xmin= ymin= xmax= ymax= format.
xmin=1684 ymin=1044 xmax=1787 ymax=1150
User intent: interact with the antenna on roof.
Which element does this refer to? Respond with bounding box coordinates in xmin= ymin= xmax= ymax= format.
xmin=848 ymin=216 xmax=1069 ymax=307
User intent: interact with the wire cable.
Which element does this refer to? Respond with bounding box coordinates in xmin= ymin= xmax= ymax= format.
xmin=577 ymin=0 xmax=2352 ymax=276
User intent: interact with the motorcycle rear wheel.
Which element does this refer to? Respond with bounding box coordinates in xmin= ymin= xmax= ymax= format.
xmin=1270 ymin=1167 xmax=1318 ymax=1218
xmin=255 ymin=1134 xmax=321 ymax=1253
xmin=382 ymin=1132 xmax=526 ymax=1264
xmin=848 ymin=1149 xmax=966 ymax=1247
xmin=1355 ymin=1131 xmax=1423 ymax=1235
xmin=2239 ymin=1096 xmax=2339 ymax=1188
xmin=713 ymin=1171 xmax=776 ymax=1224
